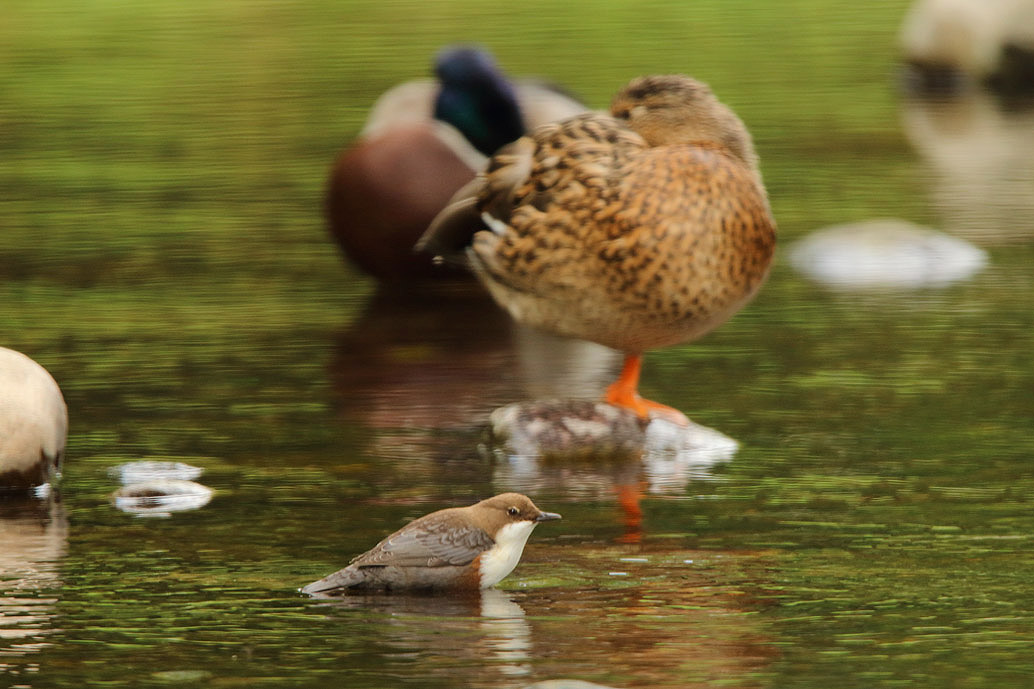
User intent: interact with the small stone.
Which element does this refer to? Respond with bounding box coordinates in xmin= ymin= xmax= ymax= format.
xmin=489 ymin=399 xmax=648 ymax=460
xmin=789 ymin=219 xmax=987 ymax=289
xmin=111 ymin=479 xmax=213 ymax=517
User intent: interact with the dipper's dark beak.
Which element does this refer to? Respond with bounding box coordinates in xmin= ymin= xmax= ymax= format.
xmin=536 ymin=511 xmax=562 ymax=522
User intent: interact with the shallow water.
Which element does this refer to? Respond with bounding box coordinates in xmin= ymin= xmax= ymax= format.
xmin=2 ymin=1 xmax=1034 ymax=687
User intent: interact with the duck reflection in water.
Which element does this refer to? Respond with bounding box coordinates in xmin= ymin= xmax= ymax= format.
xmin=330 ymin=284 xmax=620 ymax=432
xmin=0 ymin=497 xmax=67 ymax=677
xmin=901 ymin=89 xmax=1034 ymax=245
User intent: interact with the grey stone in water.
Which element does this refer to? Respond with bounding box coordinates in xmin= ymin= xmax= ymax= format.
xmin=489 ymin=399 xmax=738 ymax=496
xmin=789 ymin=219 xmax=987 ymax=289
xmin=489 ymin=400 xmax=648 ymax=460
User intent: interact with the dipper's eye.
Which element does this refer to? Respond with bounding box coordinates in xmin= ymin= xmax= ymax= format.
xmin=507 ymin=507 xmax=519 ymax=516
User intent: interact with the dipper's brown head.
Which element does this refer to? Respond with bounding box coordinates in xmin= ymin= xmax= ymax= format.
xmin=465 ymin=492 xmax=561 ymax=534
xmin=462 ymin=493 xmax=560 ymax=588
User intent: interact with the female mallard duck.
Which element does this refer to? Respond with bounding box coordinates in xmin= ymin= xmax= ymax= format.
xmin=420 ymin=75 xmax=776 ymax=422
xmin=0 ymin=347 xmax=68 ymax=491
xmin=326 ymin=46 xmax=585 ymax=281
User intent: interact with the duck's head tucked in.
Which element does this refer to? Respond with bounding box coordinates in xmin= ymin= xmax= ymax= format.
xmin=609 ymin=75 xmax=759 ymax=168
xmin=420 ymin=74 xmax=776 ymax=423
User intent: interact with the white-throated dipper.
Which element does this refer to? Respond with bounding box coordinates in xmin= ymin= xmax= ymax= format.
xmin=301 ymin=493 xmax=561 ymax=595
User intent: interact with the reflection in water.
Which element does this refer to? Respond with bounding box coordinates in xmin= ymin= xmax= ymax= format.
xmin=486 ymin=399 xmax=735 ymax=541
xmin=330 ymin=284 xmax=621 ymax=431
xmin=640 ymin=420 xmax=738 ymax=492
xmin=516 ymin=546 xmax=772 ymax=689
xmin=108 ymin=461 xmax=213 ymax=517
xmin=330 ymin=283 xmax=519 ymax=432
xmin=309 ymin=588 xmax=533 ymax=687
xmin=902 ymin=91 xmax=1034 ymax=243
xmin=510 ymin=326 xmax=619 ymax=402
xmin=110 ymin=479 xmax=214 ymax=517
xmin=0 ymin=497 xmax=67 ymax=681
xmin=898 ymin=0 xmax=1034 ymax=93
xmin=479 ymin=589 xmax=532 ymax=679
xmin=303 ymin=546 xmax=770 ymax=689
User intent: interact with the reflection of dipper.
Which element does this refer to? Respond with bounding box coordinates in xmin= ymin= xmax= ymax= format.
xmin=302 ymin=493 xmax=560 ymax=595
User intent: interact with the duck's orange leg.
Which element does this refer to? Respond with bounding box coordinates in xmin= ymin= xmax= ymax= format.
xmin=604 ymin=353 xmax=689 ymax=425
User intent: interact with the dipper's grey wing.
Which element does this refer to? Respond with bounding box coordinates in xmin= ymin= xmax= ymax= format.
xmin=351 ymin=514 xmax=495 ymax=568
xmin=300 ymin=567 xmax=365 ymax=595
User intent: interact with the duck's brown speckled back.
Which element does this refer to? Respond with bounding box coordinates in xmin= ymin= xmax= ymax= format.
xmin=424 ymin=74 xmax=776 ymax=355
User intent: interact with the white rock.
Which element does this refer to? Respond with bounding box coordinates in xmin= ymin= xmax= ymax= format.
xmin=789 ymin=219 xmax=987 ymax=289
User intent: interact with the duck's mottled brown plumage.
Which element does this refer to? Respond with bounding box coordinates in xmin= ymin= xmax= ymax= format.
xmin=421 ymin=75 xmax=776 ymax=418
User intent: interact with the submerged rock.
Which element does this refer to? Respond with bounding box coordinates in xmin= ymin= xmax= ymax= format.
xmin=489 ymin=400 xmax=648 ymax=460
xmin=488 ymin=399 xmax=738 ymax=496
xmin=788 ymin=219 xmax=987 ymax=289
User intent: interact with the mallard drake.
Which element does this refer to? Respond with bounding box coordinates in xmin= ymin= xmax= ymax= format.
xmin=420 ymin=75 xmax=776 ymax=422
xmin=0 ymin=347 xmax=68 ymax=491
xmin=326 ymin=46 xmax=585 ymax=281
